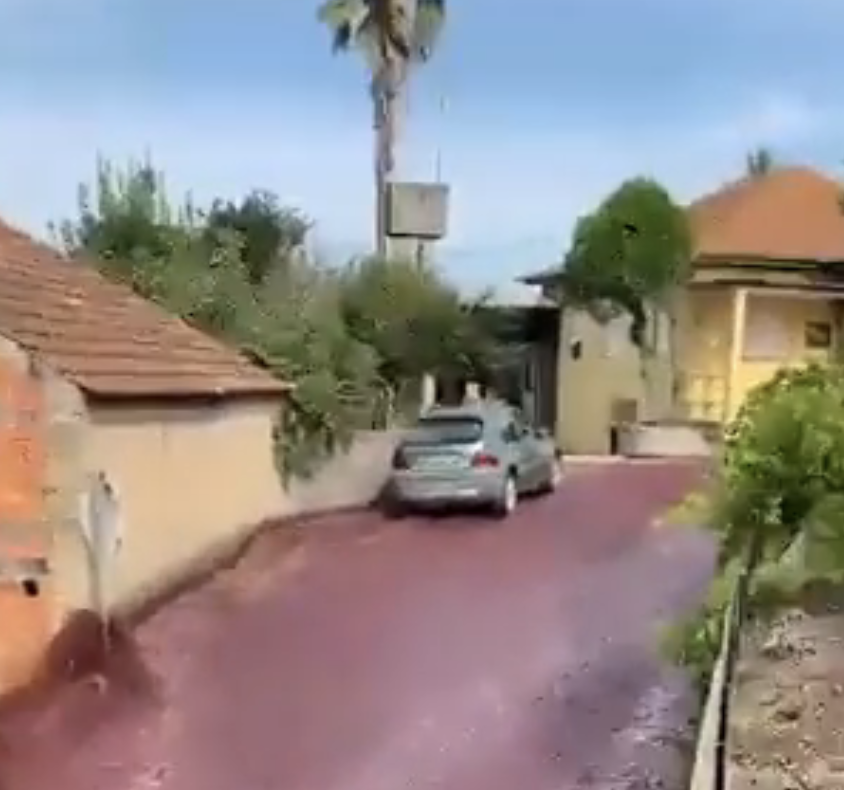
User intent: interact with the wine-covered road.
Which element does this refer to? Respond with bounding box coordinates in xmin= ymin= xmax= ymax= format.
xmin=0 ymin=460 xmax=714 ymax=790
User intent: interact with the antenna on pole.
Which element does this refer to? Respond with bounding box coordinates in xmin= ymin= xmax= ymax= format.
xmin=434 ymin=94 xmax=448 ymax=183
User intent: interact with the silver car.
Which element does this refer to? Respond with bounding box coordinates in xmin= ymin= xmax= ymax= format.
xmin=386 ymin=401 xmax=562 ymax=518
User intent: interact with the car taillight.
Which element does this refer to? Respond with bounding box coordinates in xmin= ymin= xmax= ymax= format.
xmin=392 ymin=448 xmax=409 ymax=470
xmin=471 ymin=452 xmax=499 ymax=468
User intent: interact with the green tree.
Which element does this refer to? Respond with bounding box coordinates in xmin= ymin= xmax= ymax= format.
xmin=204 ymin=191 xmax=310 ymax=286
xmin=58 ymin=158 xmax=381 ymax=477
xmin=58 ymin=157 xmax=501 ymax=476
xmin=339 ymin=256 xmax=482 ymax=387
xmin=560 ymin=178 xmax=691 ymax=409
xmin=317 ymin=0 xmax=446 ymax=256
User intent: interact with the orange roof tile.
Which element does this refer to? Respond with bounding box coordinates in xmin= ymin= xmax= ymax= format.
xmin=0 ymin=222 xmax=290 ymax=399
xmin=689 ymin=166 xmax=844 ymax=264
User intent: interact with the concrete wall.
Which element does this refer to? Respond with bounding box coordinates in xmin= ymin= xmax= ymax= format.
xmin=689 ymin=601 xmax=732 ymax=790
xmin=0 ymin=330 xmax=400 ymax=692
xmin=286 ymin=429 xmax=399 ymax=515
xmin=556 ymin=308 xmax=673 ymax=455
xmin=53 ymin=401 xmax=398 ymax=617
xmin=52 ymin=398 xmax=288 ymax=616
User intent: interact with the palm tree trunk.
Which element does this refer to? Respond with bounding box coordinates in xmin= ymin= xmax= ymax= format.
xmin=373 ymin=84 xmax=389 ymax=258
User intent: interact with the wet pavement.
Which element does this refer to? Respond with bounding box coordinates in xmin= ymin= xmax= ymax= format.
xmin=0 ymin=461 xmax=714 ymax=790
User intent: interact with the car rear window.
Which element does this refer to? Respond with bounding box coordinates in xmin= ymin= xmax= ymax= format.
xmin=406 ymin=417 xmax=484 ymax=445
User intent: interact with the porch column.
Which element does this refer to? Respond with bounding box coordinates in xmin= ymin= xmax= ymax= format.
xmin=724 ymin=287 xmax=748 ymax=422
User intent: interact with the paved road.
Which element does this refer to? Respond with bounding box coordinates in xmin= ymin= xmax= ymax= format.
xmin=0 ymin=461 xmax=714 ymax=790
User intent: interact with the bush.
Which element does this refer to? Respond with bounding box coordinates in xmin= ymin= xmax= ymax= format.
xmin=716 ymin=364 xmax=844 ymax=562
xmin=665 ymin=364 xmax=844 ymax=698
xmin=58 ymin=158 xmax=501 ymax=479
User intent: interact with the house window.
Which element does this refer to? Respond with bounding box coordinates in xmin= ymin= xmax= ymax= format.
xmin=805 ymin=321 xmax=833 ymax=350
xmin=743 ymin=311 xmax=789 ymax=360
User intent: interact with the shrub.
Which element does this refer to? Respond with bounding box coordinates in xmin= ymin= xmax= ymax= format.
xmin=665 ymin=364 xmax=844 ymax=698
xmin=715 ymin=364 xmax=844 ymax=562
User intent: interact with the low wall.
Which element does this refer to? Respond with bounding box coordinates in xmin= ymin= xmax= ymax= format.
xmin=286 ymin=429 xmax=400 ymax=515
xmin=689 ymin=602 xmax=733 ymax=790
xmin=619 ymin=423 xmax=713 ymax=458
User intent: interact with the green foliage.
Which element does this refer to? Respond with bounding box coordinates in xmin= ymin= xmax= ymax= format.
xmin=716 ymin=364 xmax=844 ymax=561
xmin=662 ymin=562 xmax=739 ymax=700
xmin=560 ymin=178 xmax=691 ymax=346
xmin=338 ymin=256 xmax=493 ymax=387
xmin=204 ymin=191 xmax=310 ymax=287
xmin=318 ymin=0 xmax=446 ymax=69
xmin=666 ymin=364 xmax=844 ymax=697
xmin=58 ymin=158 xmax=497 ymax=479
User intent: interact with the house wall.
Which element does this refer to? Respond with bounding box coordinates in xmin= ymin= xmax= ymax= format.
xmin=682 ymin=289 xmax=731 ymax=421
xmin=53 ymin=398 xmax=287 ymax=616
xmin=683 ymin=288 xmax=836 ymax=422
xmin=0 ymin=336 xmax=52 ymax=691
xmin=0 ymin=332 xmax=400 ymax=694
xmin=555 ymin=308 xmax=673 ymax=455
xmin=732 ymin=293 xmax=835 ymax=420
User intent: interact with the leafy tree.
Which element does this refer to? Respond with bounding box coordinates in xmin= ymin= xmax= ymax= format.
xmin=559 ymin=178 xmax=691 ymax=410
xmin=716 ymin=364 xmax=844 ymax=563
xmin=317 ymin=0 xmax=446 ymax=255
xmin=204 ymin=191 xmax=310 ymax=286
xmin=58 ymin=159 xmax=380 ymax=477
xmin=58 ymin=157 xmax=501 ymax=476
xmin=338 ymin=255 xmax=489 ymax=389
xmin=665 ymin=364 xmax=844 ymax=696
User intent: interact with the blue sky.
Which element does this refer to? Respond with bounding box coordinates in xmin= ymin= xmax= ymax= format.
xmin=1 ymin=0 xmax=844 ymax=301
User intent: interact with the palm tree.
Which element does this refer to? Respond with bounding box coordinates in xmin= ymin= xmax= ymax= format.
xmin=746 ymin=147 xmax=774 ymax=178
xmin=318 ymin=0 xmax=446 ymax=257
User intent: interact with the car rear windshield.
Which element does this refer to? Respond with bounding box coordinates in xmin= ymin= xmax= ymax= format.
xmin=406 ymin=416 xmax=484 ymax=445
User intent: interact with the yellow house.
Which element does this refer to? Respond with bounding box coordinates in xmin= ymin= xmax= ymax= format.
xmin=681 ymin=166 xmax=844 ymax=424
xmin=524 ymin=166 xmax=844 ymax=454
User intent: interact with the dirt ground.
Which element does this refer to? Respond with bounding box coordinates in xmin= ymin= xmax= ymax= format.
xmin=730 ymin=602 xmax=844 ymax=789
xmin=0 ymin=461 xmax=713 ymax=790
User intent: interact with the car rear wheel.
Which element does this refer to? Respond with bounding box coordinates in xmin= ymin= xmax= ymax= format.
xmin=493 ymin=473 xmax=518 ymax=518
xmin=540 ymin=461 xmax=562 ymax=495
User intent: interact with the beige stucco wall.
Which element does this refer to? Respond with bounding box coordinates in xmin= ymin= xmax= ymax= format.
xmin=556 ymin=307 xmax=673 ymax=455
xmin=286 ymin=429 xmax=400 ymax=514
xmin=53 ymin=397 xmax=288 ymax=616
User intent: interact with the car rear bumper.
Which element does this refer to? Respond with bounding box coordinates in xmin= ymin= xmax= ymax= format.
xmin=388 ymin=470 xmax=502 ymax=508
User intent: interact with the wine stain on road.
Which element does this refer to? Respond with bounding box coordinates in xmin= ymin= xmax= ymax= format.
xmin=0 ymin=461 xmax=714 ymax=790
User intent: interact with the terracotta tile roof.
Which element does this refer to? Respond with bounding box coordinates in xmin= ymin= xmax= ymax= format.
xmin=689 ymin=166 xmax=844 ymax=264
xmin=0 ymin=222 xmax=290 ymax=399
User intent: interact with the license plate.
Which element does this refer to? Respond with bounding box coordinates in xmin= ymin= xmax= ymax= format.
xmin=416 ymin=455 xmax=465 ymax=471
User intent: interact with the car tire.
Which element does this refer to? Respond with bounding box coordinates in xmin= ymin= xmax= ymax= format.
xmin=539 ymin=461 xmax=562 ymax=495
xmin=383 ymin=496 xmax=408 ymax=519
xmin=492 ymin=472 xmax=518 ymax=518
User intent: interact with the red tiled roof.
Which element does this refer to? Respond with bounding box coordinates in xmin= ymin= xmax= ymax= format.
xmin=0 ymin=222 xmax=290 ymax=399
xmin=689 ymin=166 xmax=844 ymax=263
